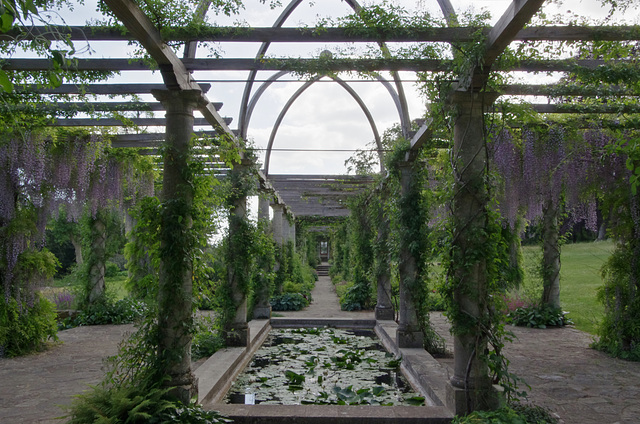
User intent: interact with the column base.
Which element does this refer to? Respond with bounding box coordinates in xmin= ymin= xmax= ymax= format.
xmin=253 ymin=305 xmax=272 ymax=319
xmin=224 ymin=324 xmax=250 ymax=347
xmin=446 ymin=381 xmax=504 ymax=415
xmin=375 ymin=305 xmax=395 ymax=320
xmin=396 ymin=327 xmax=424 ymax=348
xmin=165 ymin=373 xmax=198 ymax=404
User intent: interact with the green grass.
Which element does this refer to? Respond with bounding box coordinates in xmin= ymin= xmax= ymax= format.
xmin=521 ymin=240 xmax=614 ymax=335
xmin=49 ymin=271 xmax=130 ymax=307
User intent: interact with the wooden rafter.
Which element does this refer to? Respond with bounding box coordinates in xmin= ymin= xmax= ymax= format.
xmin=464 ymin=0 xmax=546 ymax=90
xmin=3 ymin=57 xmax=633 ymax=73
xmin=4 ymin=25 xmax=640 ymax=43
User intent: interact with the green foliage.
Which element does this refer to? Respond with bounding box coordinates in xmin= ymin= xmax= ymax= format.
xmin=452 ymin=404 xmax=558 ymax=424
xmin=270 ymin=292 xmax=309 ymax=311
xmin=191 ymin=316 xmax=225 ymax=361
xmin=124 ymin=197 xmax=161 ymax=302
xmin=60 ymin=297 xmax=148 ymax=329
xmin=0 ymin=293 xmax=58 ymax=357
xmin=593 ymin=241 xmax=640 ymax=361
xmin=507 ymin=304 xmax=573 ymax=329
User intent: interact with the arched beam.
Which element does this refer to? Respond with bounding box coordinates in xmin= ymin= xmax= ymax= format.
xmin=345 ymin=0 xmax=411 ymax=138
xmin=239 ymin=0 xmax=412 ymax=139
xmin=238 ymin=0 xmax=303 ymax=139
xmin=243 ymin=70 xmax=406 ymax=143
xmin=263 ymin=75 xmax=383 ymax=175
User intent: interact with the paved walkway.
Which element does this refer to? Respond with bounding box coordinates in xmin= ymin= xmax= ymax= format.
xmin=1 ymin=272 xmax=639 ymax=423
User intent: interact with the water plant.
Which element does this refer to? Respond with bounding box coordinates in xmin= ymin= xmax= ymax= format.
xmin=226 ymin=327 xmax=425 ymax=406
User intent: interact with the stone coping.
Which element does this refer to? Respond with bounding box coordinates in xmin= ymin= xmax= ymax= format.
xmin=196 ymin=317 xmax=454 ymax=423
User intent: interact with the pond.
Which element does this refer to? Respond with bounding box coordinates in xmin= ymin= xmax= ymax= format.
xmin=225 ymin=327 xmax=426 ymax=406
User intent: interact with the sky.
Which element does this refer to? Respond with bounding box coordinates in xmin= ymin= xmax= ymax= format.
xmin=34 ymin=0 xmax=637 ymax=178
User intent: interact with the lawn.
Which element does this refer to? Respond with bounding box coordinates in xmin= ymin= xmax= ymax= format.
xmin=521 ymin=240 xmax=614 ymax=335
xmin=45 ymin=271 xmax=130 ymax=308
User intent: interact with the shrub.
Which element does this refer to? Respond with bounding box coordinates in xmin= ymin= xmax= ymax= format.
xmin=340 ymin=281 xmax=370 ymax=311
xmin=0 ymin=293 xmax=58 ymax=357
xmin=593 ymin=243 xmax=640 ymax=361
xmin=65 ymin=382 xmax=232 ymax=424
xmin=105 ymin=261 xmax=121 ymax=278
xmin=452 ymin=404 xmax=558 ymax=424
xmin=507 ymin=304 xmax=573 ymax=329
xmin=60 ymin=297 xmax=148 ymax=329
xmin=192 ymin=316 xmax=225 ymax=360
xmin=270 ymin=293 xmax=309 ymax=311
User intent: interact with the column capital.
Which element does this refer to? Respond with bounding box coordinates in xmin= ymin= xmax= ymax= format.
xmin=151 ymin=89 xmax=206 ymax=112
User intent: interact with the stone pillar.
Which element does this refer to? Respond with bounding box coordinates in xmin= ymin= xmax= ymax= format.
xmin=152 ymin=89 xmax=201 ymax=403
xmin=446 ymin=90 xmax=499 ymax=414
xmin=226 ymin=159 xmax=253 ymax=347
xmin=375 ymin=199 xmax=394 ymax=320
xmin=253 ymin=194 xmax=273 ymax=320
xmin=396 ymin=161 xmax=424 ymax=348
xmin=258 ymin=195 xmax=270 ymax=223
xmin=289 ymin=216 xmax=296 ymax=247
xmin=271 ymin=204 xmax=284 ymax=246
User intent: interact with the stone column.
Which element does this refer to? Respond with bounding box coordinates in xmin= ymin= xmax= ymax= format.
xmin=375 ymin=199 xmax=394 ymax=320
xmin=258 ymin=195 xmax=270 ymax=223
xmin=226 ymin=159 xmax=253 ymax=347
xmin=396 ymin=161 xmax=424 ymax=348
xmin=447 ymin=90 xmax=499 ymax=414
xmin=253 ymin=193 xmax=273 ymax=320
xmin=271 ymin=203 xmax=284 ymax=246
xmin=152 ymin=89 xmax=201 ymax=403
xmin=289 ymin=216 xmax=296 ymax=247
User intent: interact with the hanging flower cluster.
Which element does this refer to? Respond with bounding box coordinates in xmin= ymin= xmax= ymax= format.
xmin=1 ymin=131 xmax=154 ymax=306
xmin=490 ymin=125 xmax=616 ymax=231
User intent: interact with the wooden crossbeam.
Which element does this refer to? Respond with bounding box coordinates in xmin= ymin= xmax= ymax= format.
xmin=4 ymin=25 xmax=640 ymax=43
xmin=2 ymin=57 xmax=630 ymax=73
xmin=464 ymin=0 xmax=545 ymax=90
xmin=406 ymin=118 xmax=434 ymax=162
xmin=502 ymin=84 xmax=637 ymax=96
xmin=52 ymin=117 xmax=231 ymax=126
xmin=16 ymin=83 xmax=211 ymax=95
xmin=28 ymin=101 xmax=222 ymax=112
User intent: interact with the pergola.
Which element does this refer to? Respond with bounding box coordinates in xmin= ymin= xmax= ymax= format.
xmin=4 ymin=0 xmax=639 ymax=414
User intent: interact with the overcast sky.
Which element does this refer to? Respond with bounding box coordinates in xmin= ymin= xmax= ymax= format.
xmin=42 ymin=0 xmax=635 ymax=177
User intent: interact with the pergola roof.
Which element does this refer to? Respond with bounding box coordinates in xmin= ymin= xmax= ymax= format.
xmin=4 ymin=0 xmax=640 ymax=219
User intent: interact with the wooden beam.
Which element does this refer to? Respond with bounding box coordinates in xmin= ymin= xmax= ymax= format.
xmin=17 ymin=83 xmax=211 ymax=95
xmin=484 ymin=0 xmax=546 ymax=67
xmin=18 ymin=101 xmax=223 ymax=112
xmin=52 ymin=117 xmax=231 ymax=126
xmin=4 ymin=57 xmax=629 ymax=72
xmin=101 ymin=0 xmax=238 ymax=142
xmin=101 ymin=0 xmax=193 ymax=89
xmin=5 ymin=25 xmax=640 ymax=43
xmin=464 ymin=0 xmax=545 ymax=90
xmin=501 ymin=84 xmax=637 ymax=96
xmin=406 ymin=118 xmax=434 ymax=162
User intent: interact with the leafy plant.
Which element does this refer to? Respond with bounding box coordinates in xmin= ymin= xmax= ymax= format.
xmin=507 ymin=304 xmax=573 ymax=329
xmin=59 ymin=297 xmax=148 ymax=329
xmin=270 ymin=292 xmax=309 ymax=311
xmin=191 ymin=317 xmax=225 ymax=361
xmin=0 ymin=293 xmax=58 ymax=357
xmin=452 ymin=404 xmax=558 ymax=424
